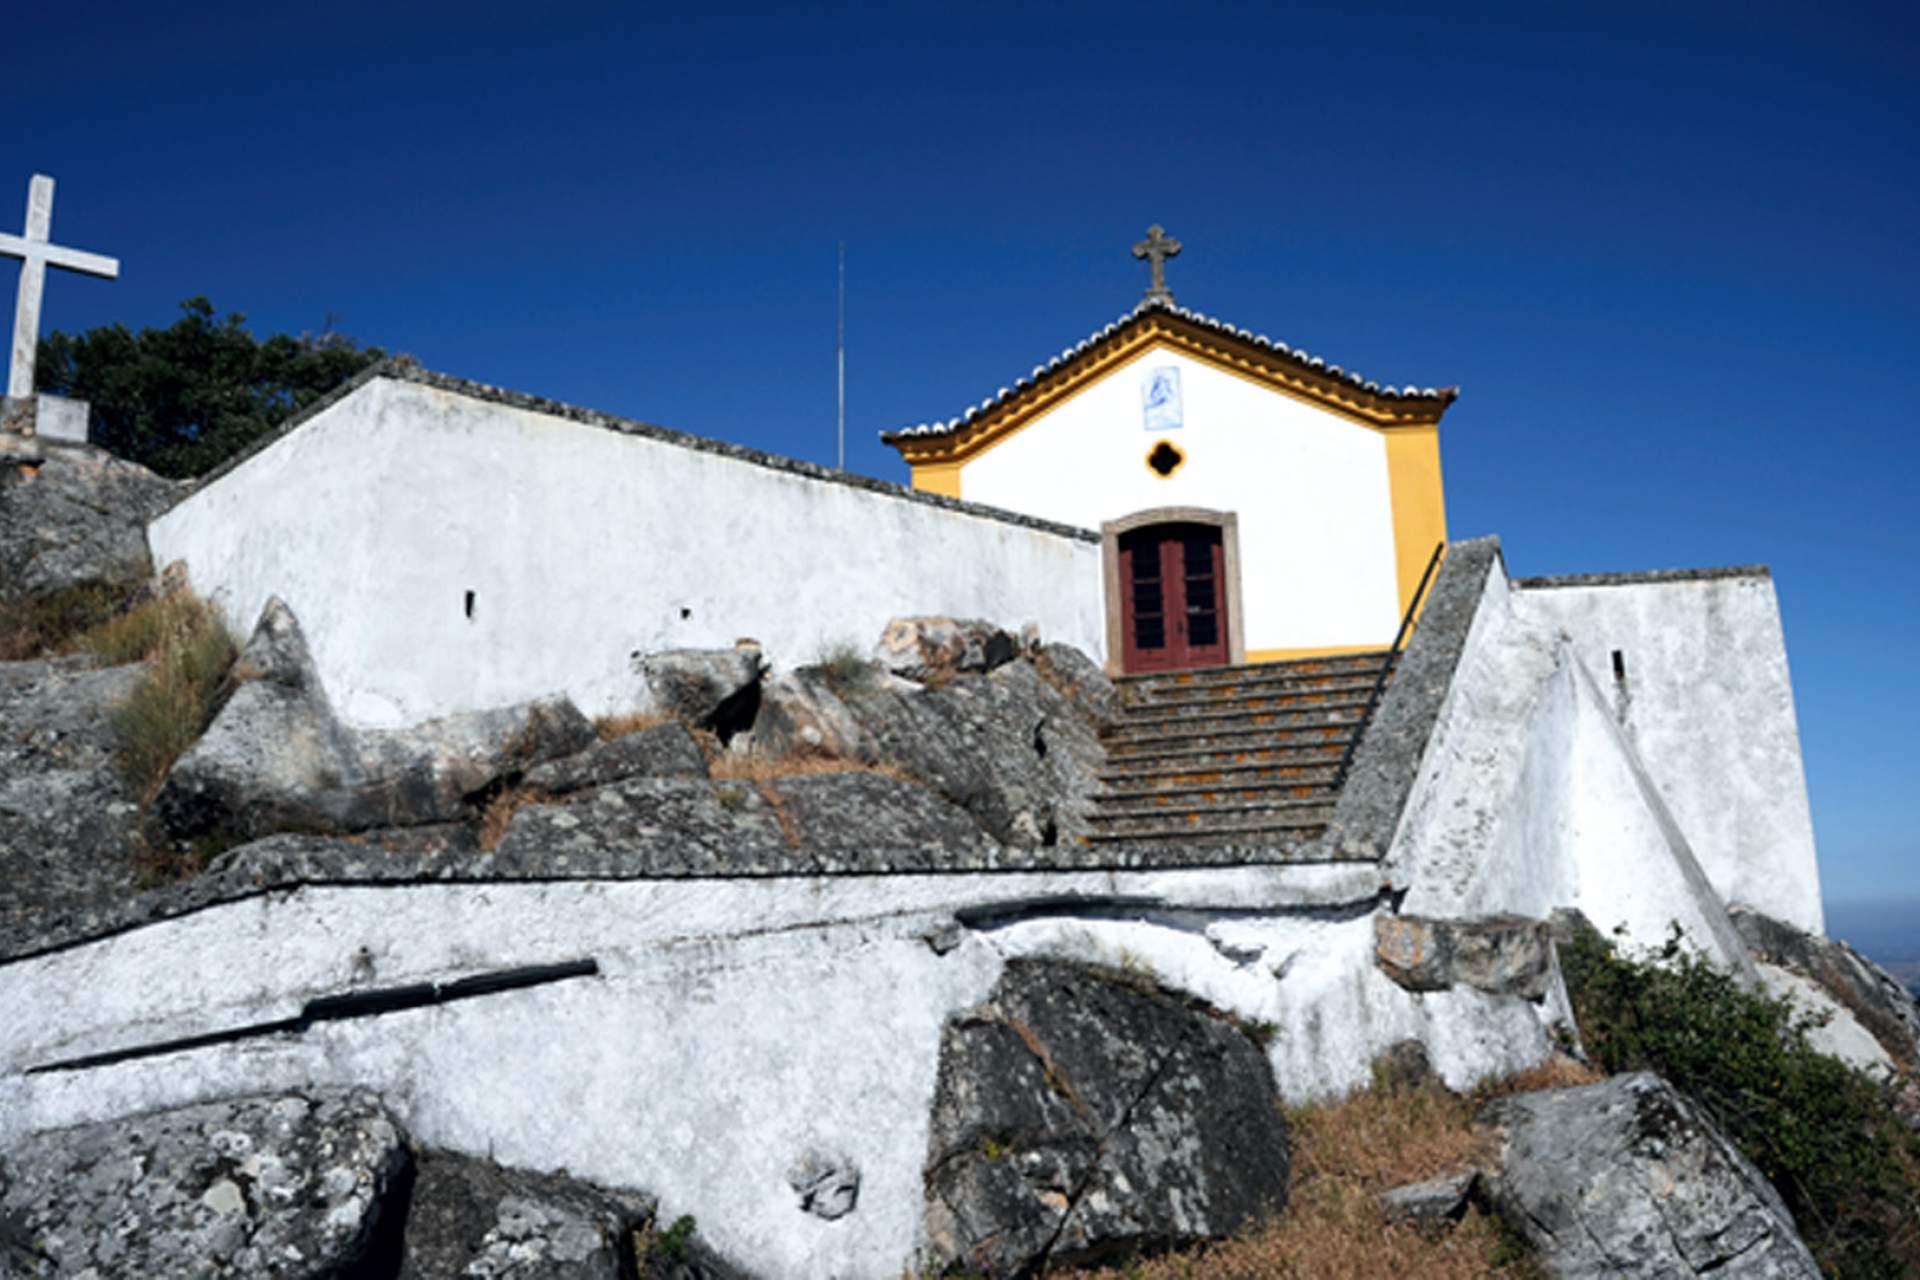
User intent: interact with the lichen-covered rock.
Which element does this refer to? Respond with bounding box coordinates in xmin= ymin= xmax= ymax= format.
xmin=1031 ymin=642 xmax=1121 ymax=733
xmin=1732 ymin=907 xmax=1920 ymax=1072
xmin=0 ymin=1089 xmax=409 ymax=1277
xmin=0 ymin=443 xmax=180 ymax=606
xmin=756 ymin=656 xmax=1106 ymax=848
xmin=1480 ymin=1072 xmax=1820 ymax=1278
xmin=399 ymin=1148 xmax=656 ymax=1279
xmin=0 ymin=655 xmax=146 ymax=951
xmin=875 ymin=616 xmax=1018 ymax=682
xmin=156 ymin=598 xmax=595 ymax=840
xmin=523 ymin=721 xmax=709 ymax=794
xmin=495 ymin=771 xmax=1000 ymax=874
xmin=922 ymin=959 xmax=1290 ymax=1276
xmin=1375 ymin=913 xmax=1553 ymax=999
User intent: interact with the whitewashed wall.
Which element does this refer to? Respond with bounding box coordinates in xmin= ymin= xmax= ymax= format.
xmin=1385 ymin=549 xmax=1818 ymax=961
xmin=1510 ymin=574 xmax=1822 ymax=934
xmin=958 ymin=347 xmax=1402 ymax=652
xmin=0 ymin=866 xmax=1556 ymax=1279
xmin=149 ymin=377 xmax=1105 ymax=730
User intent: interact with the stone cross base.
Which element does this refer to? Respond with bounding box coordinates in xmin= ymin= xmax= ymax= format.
xmin=1 ymin=393 xmax=88 ymax=443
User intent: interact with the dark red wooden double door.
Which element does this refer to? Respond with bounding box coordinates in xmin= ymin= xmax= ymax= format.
xmin=1119 ymin=523 xmax=1229 ymax=673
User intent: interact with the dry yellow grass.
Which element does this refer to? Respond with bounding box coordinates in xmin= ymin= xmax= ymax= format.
xmin=1060 ymin=1069 xmax=1566 ymax=1280
xmin=103 ymin=591 xmax=238 ymax=800
xmin=477 ymin=786 xmax=548 ymax=851
xmin=594 ymin=711 xmax=670 ymax=742
xmin=707 ymin=752 xmax=913 ymax=784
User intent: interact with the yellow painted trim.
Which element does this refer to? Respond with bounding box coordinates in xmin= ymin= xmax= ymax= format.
xmin=1244 ymin=643 xmax=1395 ymax=663
xmin=1384 ymin=428 xmax=1448 ymax=618
xmin=891 ymin=310 xmax=1452 ymax=476
xmin=910 ymin=461 xmax=962 ymax=499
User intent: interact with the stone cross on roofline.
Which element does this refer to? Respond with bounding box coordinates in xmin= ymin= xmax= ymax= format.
xmin=2 ymin=174 xmax=120 ymax=400
xmin=1132 ymin=224 xmax=1181 ymax=306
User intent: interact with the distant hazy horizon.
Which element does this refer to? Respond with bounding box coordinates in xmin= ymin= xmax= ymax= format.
xmin=1824 ymin=898 xmax=1920 ymax=967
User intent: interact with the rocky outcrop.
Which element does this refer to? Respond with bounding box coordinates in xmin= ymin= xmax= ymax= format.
xmin=0 ymin=442 xmax=180 ymax=605
xmin=0 ymin=1088 xmax=751 ymax=1279
xmin=400 ymin=1148 xmax=656 ymax=1279
xmin=0 ymin=1089 xmax=409 ymax=1276
xmin=496 ymin=771 xmax=1000 ymax=874
xmin=523 ymin=721 xmax=709 ymax=794
xmin=756 ymin=655 xmax=1108 ymax=848
xmin=1374 ymin=913 xmax=1555 ymax=998
xmin=155 ymin=599 xmax=595 ymax=840
xmin=922 ymin=959 xmax=1290 ymax=1275
xmin=1480 ymin=1072 xmax=1820 ymax=1277
xmin=0 ymin=655 xmax=146 ymax=948
xmin=874 ymin=616 xmax=1019 ymax=682
xmin=1732 ymin=907 xmax=1920 ymax=1072
xmin=641 ymin=647 xmax=766 ymax=740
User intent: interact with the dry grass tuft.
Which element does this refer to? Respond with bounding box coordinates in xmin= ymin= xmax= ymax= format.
xmin=1473 ymin=1052 xmax=1604 ymax=1102
xmin=1062 ymin=1076 xmax=1543 ymax=1280
xmin=0 ymin=580 xmax=138 ymax=661
xmin=707 ymin=752 xmax=912 ymax=784
xmin=477 ymin=786 xmax=548 ymax=852
xmin=107 ymin=591 xmax=238 ymax=800
xmin=594 ymin=711 xmax=670 ymax=742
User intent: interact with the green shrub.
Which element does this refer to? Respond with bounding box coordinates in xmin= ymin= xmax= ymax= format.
xmin=815 ymin=640 xmax=874 ymax=696
xmin=1562 ymin=927 xmax=1920 ymax=1277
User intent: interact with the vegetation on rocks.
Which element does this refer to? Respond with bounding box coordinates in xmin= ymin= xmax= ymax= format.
xmin=1561 ymin=926 xmax=1920 ymax=1278
xmin=1059 ymin=1060 xmax=1599 ymax=1279
xmin=101 ymin=590 xmax=237 ymax=801
xmin=0 ymin=579 xmax=138 ymax=660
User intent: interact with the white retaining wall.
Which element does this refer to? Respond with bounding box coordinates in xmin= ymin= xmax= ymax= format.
xmin=148 ymin=377 xmax=1106 ymax=730
xmin=0 ymin=866 xmax=1558 ymax=1279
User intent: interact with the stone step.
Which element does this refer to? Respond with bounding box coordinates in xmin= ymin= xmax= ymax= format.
xmin=1077 ymin=831 xmax=1346 ymax=857
xmin=1085 ymin=798 xmax=1335 ymax=838
xmin=1103 ymin=721 xmax=1363 ymax=759
xmin=1117 ymin=652 xmax=1394 ymax=701
xmin=1098 ymin=760 xmax=1343 ymax=793
xmin=1100 ymin=741 xmax=1349 ymax=771
xmin=1102 ymin=703 xmax=1369 ymax=744
xmin=1092 ymin=779 xmax=1337 ymax=815
xmin=1085 ymin=814 xmax=1333 ymax=846
xmin=1121 ymin=675 xmax=1390 ymax=717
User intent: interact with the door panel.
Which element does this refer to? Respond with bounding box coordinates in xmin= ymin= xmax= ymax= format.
xmin=1119 ymin=523 xmax=1230 ymax=673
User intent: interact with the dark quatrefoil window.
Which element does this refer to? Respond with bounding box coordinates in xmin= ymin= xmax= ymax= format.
xmin=1146 ymin=441 xmax=1186 ymax=478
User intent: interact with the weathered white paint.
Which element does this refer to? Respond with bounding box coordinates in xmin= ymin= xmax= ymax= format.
xmin=1511 ymin=575 xmax=1822 ymax=934
xmin=1384 ymin=553 xmax=1777 ymax=978
xmin=959 ymin=345 xmax=1402 ymax=651
xmin=149 ymin=377 xmax=1105 ymax=730
xmin=32 ymin=393 xmax=87 ymax=443
xmin=0 ymin=863 xmax=1561 ymax=1279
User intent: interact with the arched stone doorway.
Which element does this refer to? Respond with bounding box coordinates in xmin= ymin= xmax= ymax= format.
xmin=1100 ymin=507 xmax=1246 ymax=675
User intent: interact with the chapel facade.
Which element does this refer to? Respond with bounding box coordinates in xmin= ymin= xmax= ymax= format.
xmin=884 ymin=226 xmax=1454 ymax=675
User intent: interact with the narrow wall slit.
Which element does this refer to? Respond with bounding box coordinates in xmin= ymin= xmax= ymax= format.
xmin=464 ymin=590 xmax=476 ymax=621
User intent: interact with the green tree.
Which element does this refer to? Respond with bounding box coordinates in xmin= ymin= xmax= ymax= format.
xmin=35 ymin=297 xmax=384 ymax=478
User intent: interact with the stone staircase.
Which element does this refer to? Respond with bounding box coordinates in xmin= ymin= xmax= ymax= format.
xmin=1087 ymin=651 xmax=1397 ymax=850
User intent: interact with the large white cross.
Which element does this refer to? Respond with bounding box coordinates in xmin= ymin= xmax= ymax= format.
xmin=1 ymin=174 xmax=120 ymax=399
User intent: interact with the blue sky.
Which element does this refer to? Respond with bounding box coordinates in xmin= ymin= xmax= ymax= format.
xmin=5 ymin=3 xmax=1915 ymax=931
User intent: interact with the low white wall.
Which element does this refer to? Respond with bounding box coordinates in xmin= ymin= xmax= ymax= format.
xmin=960 ymin=347 xmax=1403 ymax=652
xmin=1511 ymin=574 xmax=1822 ymax=934
xmin=149 ymin=376 xmax=1106 ymax=730
xmin=0 ymin=866 xmax=1558 ymax=1279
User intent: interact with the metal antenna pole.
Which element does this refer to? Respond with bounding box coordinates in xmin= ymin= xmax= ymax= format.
xmin=836 ymin=242 xmax=846 ymax=471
